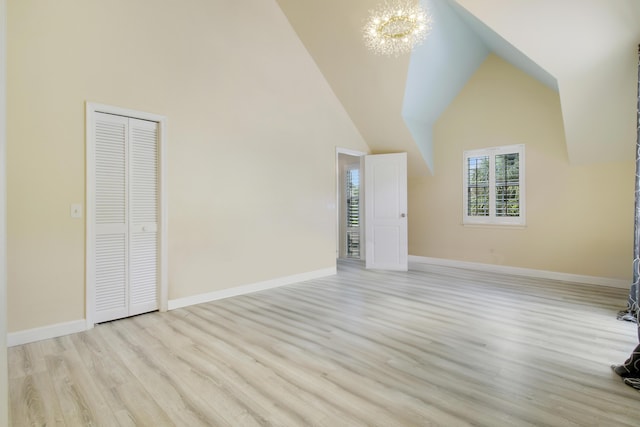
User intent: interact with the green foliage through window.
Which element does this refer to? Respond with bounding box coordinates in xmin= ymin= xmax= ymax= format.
xmin=495 ymin=153 xmax=519 ymax=217
xmin=467 ymin=156 xmax=489 ymax=216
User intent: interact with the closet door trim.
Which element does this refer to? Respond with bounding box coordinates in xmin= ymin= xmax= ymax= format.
xmin=86 ymin=102 xmax=168 ymax=328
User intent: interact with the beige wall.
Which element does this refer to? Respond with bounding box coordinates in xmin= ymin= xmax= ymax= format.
xmin=7 ymin=0 xmax=369 ymax=332
xmin=1 ymin=0 xmax=7 ymax=421
xmin=409 ymin=54 xmax=634 ymax=280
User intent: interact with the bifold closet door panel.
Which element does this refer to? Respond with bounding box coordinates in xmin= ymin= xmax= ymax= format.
xmin=94 ymin=112 xmax=129 ymax=323
xmin=129 ymin=118 xmax=159 ymax=316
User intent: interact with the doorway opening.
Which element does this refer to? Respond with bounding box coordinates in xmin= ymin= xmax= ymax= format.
xmin=345 ymin=166 xmax=360 ymax=258
xmin=337 ymin=150 xmax=364 ymax=260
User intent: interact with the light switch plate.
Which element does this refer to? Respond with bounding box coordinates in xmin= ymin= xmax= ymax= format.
xmin=71 ymin=203 xmax=82 ymax=218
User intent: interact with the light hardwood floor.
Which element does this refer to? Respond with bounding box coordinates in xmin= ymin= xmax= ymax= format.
xmin=8 ymin=261 xmax=640 ymax=426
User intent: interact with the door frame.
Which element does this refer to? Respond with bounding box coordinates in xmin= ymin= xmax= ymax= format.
xmin=335 ymin=147 xmax=366 ymax=260
xmin=85 ymin=102 xmax=168 ymax=329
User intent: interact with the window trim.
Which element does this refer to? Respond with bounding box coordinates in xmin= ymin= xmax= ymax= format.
xmin=463 ymin=144 xmax=525 ymax=226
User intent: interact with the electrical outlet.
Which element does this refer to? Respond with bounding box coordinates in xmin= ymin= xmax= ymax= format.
xmin=71 ymin=203 xmax=82 ymax=219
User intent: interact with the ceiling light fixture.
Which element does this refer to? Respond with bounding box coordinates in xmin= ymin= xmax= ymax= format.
xmin=363 ymin=1 xmax=432 ymax=57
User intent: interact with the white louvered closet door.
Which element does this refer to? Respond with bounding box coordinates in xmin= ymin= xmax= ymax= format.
xmin=93 ymin=112 xmax=159 ymax=323
xmin=128 ymin=118 xmax=159 ymax=317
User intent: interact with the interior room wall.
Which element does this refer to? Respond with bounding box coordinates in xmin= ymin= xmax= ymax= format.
xmin=1 ymin=0 xmax=8 ymax=421
xmin=7 ymin=0 xmax=368 ymax=333
xmin=409 ymin=53 xmax=634 ymax=280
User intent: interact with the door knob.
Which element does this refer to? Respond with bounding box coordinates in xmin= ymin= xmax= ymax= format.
xmin=401 ymin=213 xmax=406 ymax=218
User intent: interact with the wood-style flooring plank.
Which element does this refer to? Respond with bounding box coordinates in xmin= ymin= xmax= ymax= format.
xmin=8 ymin=260 xmax=640 ymax=426
xmin=9 ymin=372 xmax=66 ymax=427
xmin=69 ymin=329 xmax=174 ymax=426
xmin=95 ymin=322 xmax=228 ymax=427
xmin=45 ymin=348 xmax=119 ymax=426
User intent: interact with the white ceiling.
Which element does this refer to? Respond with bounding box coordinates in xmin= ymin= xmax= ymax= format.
xmin=276 ymin=0 xmax=640 ymax=175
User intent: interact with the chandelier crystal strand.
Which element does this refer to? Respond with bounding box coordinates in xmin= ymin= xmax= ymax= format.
xmin=363 ymin=1 xmax=432 ymax=56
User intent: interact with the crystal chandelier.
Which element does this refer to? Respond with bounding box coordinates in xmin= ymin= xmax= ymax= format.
xmin=363 ymin=1 xmax=432 ymax=57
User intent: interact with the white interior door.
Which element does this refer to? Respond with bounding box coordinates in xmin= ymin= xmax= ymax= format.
xmin=92 ymin=112 xmax=158 ymax=323
xmin=364 ymin=153 xmax=408 ymax=270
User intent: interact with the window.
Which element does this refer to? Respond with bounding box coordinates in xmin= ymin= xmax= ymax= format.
xmin=463 ymin=144 xmax=525 ymax=226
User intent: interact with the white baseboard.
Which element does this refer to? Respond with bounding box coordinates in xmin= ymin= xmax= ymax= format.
xmin=7 ymin=268 xmax=337 ymax=345
xmin=7 ymin=319 xmax=87 ymax=347
xmin=408 ymin=255 xmax=629 ymax=289
xmin=168 ymin=266 xmax=337 ymax=310
xmin=11 ymin=259 xmax=620 ymax=347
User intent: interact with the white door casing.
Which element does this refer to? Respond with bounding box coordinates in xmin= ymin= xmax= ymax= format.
xmin=364 ymin=153 xmax=408 ymax=271
xmin=86 ymin=103 xmax=168 ymax=327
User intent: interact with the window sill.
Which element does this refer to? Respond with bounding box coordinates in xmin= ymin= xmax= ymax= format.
xmin=462 ymin=222 xmax=527 ymax=230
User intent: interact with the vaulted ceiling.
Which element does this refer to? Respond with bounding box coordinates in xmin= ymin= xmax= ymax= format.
xmin=276 ymin=0 xmax=640 ymax=176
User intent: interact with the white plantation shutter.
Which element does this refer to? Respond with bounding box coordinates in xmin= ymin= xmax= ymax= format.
xmin=345 ymin=168 xmax=360 ymax=258
xmin=94 ymin=113 xmax=129 ymax=322
xmin=129 ymin=119 xmax=158 ymax=315
xmin=92 ymin=113 xmax=159 ymax=323
xmin=463 ymin=144 xmax=525 ymax=226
